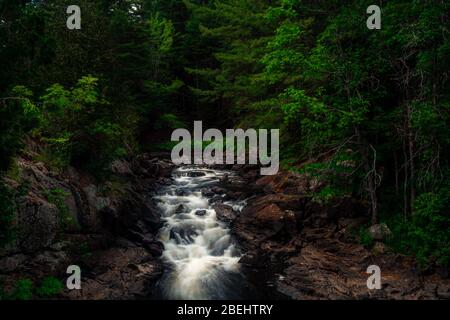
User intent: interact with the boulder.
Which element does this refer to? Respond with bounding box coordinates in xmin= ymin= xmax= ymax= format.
xmin=368 ymin=223 xmax=392 ymax=241
xmin=174 ymin=204 xmax=188 ymax=214
xmin=254 ymin=203 xmax=286 ymax=233
xmin=111 ymin=160 xmax=133 ymax=176
xmin=233 ymin=200 xmax=298 ymax=250
xmin=211 ymin=186 xmax=226 ymax=194
xmin=17 ymin=195 xmax=60 ymax=253
xmin=213 ymin=204 xmax=237 ymax=224
xmin=225 ymin=191 xmax=245 ymax=200
xmin=186 ymin=171 xmax=206 ymax=177
xmin=372 ymin=242 xmax=387 ymax=255
xmin=255 ymin=172 xmax=308 ymax=194
xmin=195 ymin=209 xmax=207 ymax=216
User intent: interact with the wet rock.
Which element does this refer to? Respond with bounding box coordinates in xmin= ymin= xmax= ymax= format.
xmin=201 ymin=189 xmax=215 ymax=197
xmin=156 ymin=177 xmax=172 ymax=184
xmin=211 ymin=186 xmax=227 ymax=194
xmin=175 ymin=204 xmax=188 ymax=214
xmin=225 ymin=191 xmax=245 ymax=200
xmin=208 ymin=195 xmax=223 ymax=204
xmin=238 ymin=252 xmax=266 ymax=267
xmin=242 ymin=169 xmax=259 ymax=181
xmin=213 ymin=204 xmax=237 ymax=224
xmin=227 ymin=175 xmax=247 ymax=185
xmin=195 ymin=209 xmax=207 ymax=216
xmin=220 ymin=174 xmax=229 ymax=183
xmin=134 ymin=155 xmax=174 ymax=178
xmin=127 ymin=230 xmax=147 ymax=243
xmin=142 ymin=240 xmax=164 ymax=257
xmin=170 ymin=227 xmax=197 ymax=243
xmin=186 ymin=171 xmax=206 ymax=177
xmin=126 ymin=231 xmax=163 ymax=256
xmin=176 ymin=189 xmax=189 ymax=196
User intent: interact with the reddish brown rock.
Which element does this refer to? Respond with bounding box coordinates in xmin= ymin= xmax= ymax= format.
xmin=213 ymin=203 xmax=237 ymax=224
xmin=255 ymin=172 xmax=309 ymax=194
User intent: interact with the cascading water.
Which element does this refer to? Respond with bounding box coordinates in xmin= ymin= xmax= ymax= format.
xmin=153 ymin=166 xmax=248 ymax=300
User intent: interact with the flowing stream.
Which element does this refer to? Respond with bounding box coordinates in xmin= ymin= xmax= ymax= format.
xmin=153 ymin=166 xmax=248 ymax=300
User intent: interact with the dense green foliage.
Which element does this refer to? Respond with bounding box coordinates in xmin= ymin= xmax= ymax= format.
xmin=0 ymin=0 xmax=186 ymax=170
xmin=0 ymin=277 xmax=64 ymax=300
xmin=180 ymin=0 xmax=450 ymax=268
xmin=36 ymin=276 xmax=64 ymax=298
xmin=7 ymin=279 xmax=34 ymax=300
xmin=0 ymin=0 xmax=449 ymax=267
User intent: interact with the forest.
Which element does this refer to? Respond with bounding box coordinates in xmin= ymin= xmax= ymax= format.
xmin=0 ymin=0 xmax=449 ymax=299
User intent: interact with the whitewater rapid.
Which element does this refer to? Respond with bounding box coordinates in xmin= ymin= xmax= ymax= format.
xmin=153 ymin=166 xmax=247 ymax=300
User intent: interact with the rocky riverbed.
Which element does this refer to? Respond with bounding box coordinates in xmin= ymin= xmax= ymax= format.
xmin=219 ymin=165 xmax=450 ymax=299
xmin=1 ymin=154 xmax=449 ymax=300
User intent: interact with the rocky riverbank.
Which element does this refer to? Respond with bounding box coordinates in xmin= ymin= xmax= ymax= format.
xmin=0 ymin=152 xmax=174 ymax=299
xmin=1 ymin=156 xmax=449 ymax=300
xmin=213 ymin=164 xmax=450 ymax=300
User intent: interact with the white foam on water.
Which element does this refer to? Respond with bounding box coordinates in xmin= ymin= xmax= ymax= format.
xmin=154 ymin=167 xmax=243 ymax=300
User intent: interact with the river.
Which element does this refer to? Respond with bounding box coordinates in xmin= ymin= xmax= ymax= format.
xmin=152 ymin=166 xmax=250 ymax=300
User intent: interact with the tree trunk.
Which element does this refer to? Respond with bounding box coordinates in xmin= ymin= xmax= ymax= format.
xmin=356 ymin=129 xmax=379 ymax=225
